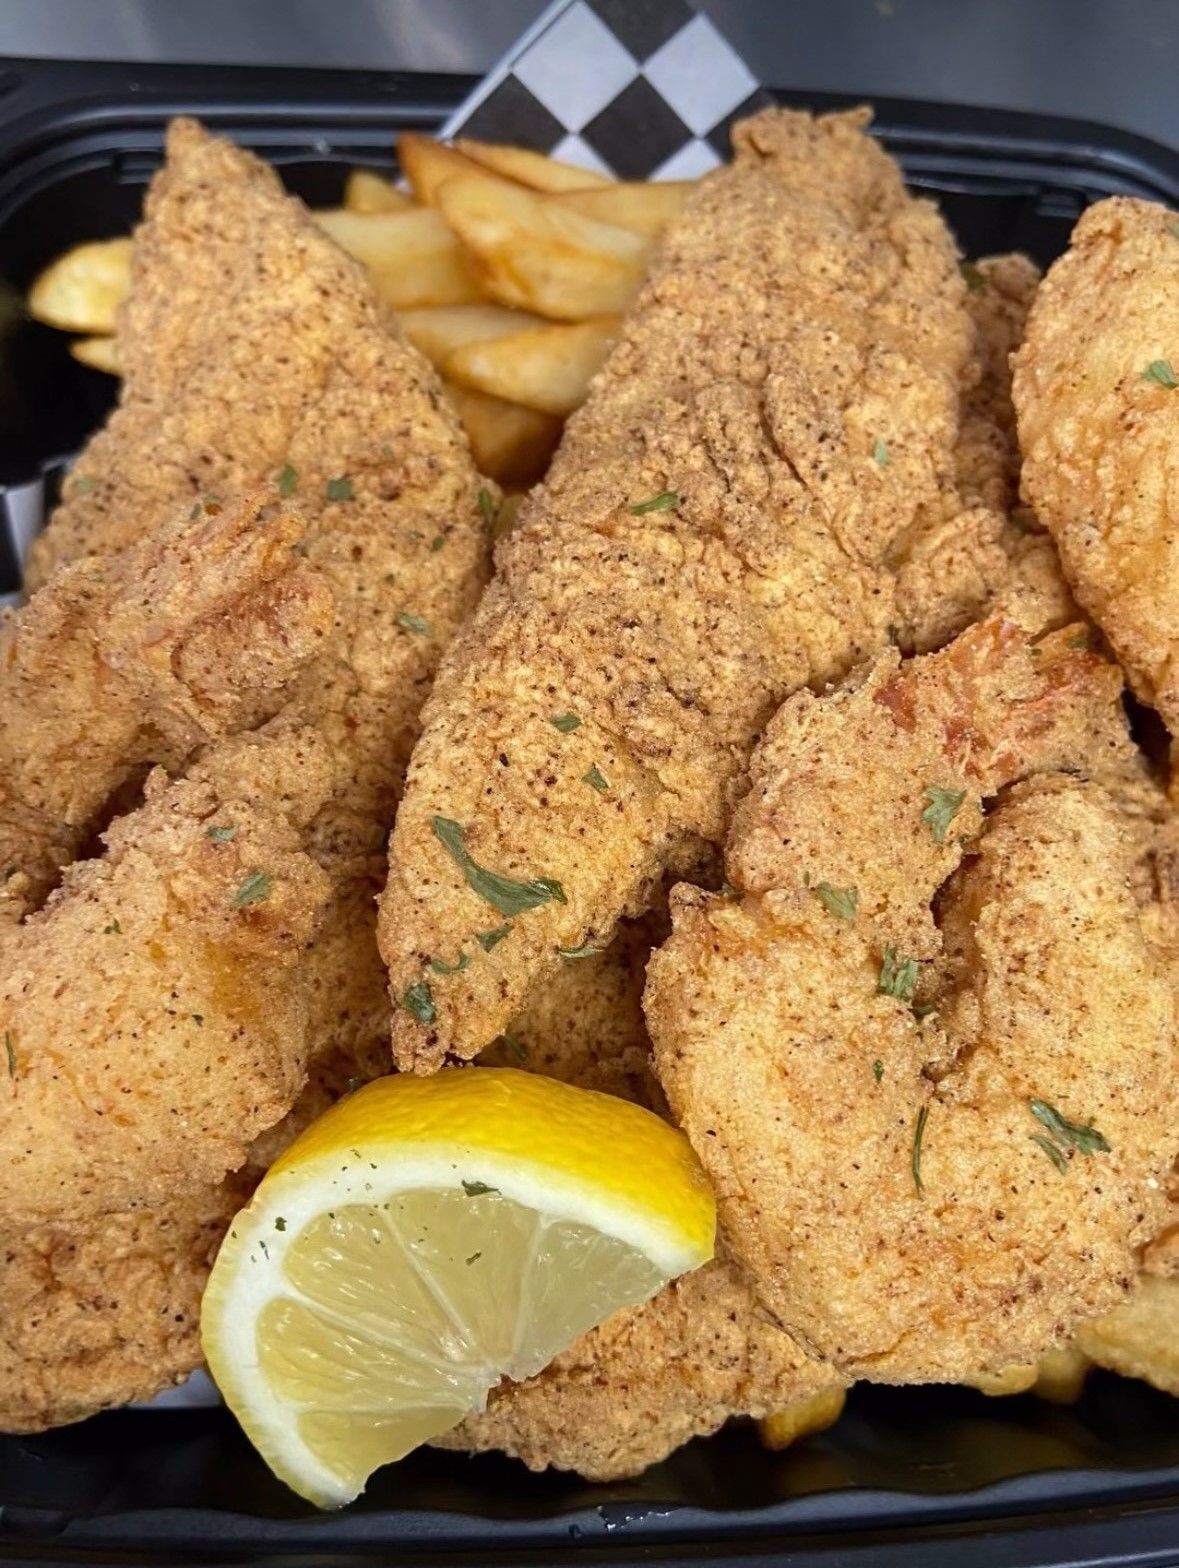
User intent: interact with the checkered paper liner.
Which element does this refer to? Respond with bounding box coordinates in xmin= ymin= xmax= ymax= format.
xmin=441 ymin=0 xmax=770 ymax=180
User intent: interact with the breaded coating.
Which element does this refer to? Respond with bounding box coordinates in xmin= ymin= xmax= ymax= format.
xmin=382 ymin=106 xmax=977 ymax=1069
xmin=648 ymin=616 xmax=1179 ymax=1382
xmin=1013 ymin=197 xmax=1179 ymax=730
xmin=956 ymin=253 xmax=1041 ymax=512
xmin=0 ymin=487 xmax=332 ymax=913
xmin=0 ymin=1180 xmax=246 ymax=1433
xmin=0 ymin=729 xmax=332 ymax=1227
xmin=444 ymin=916 xmax=837 ymax=1479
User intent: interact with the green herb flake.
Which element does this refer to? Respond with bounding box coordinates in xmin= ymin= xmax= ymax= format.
xmin=466 ymin=1250 xmax=482 ymax=1264
xmin=873 ymin=1059 xmax=884 ymax=1084
xmin=430 ymin=534 xmax=446 ymax=552
xmin=275 ymin=1216 xmax=287 ymax=1232
xmin=477 ymin=487 xmax=497 ymax=526
xmin=232 ymin=870 xmax=272 ymax=909
xmin=960 ymin=260 xmax=985 ymax=291
xmin=558 ymin=943 xmax=602 ymax=960
xmin=629 ymin=489 xmax=680 ymax=515
xmin=206 ymin=824 xmax=238 ymax=844
xmin=1031 ymin=1132 xmax=1069 ymax=1174
xmin=433 ymin=815 xmax=566 ymax=917
xmin=73 ymin=474 xmax=98 ymax=495
xmin=258 ymin=1238 xmax=269 ymax=1259
xmin=189 ymin=502 xmax=203 ymax=520
xmin=912 ymin=1103 xmax=929 ymax=1196
xmin=461 ymin=1179 xmax=498 ymax=1197
xmin=878 ymin=945 xmax=919 ymax=1002
xmin=103 ymin=919 xmax=121 ymax=935
xmin=429 ymin=949 xmax=470 ymax=976
xmin=816 ymin=882 xmax=858 ymax=921
xmin=551 ymin=713 xmax=582 ymax=733
xmin=583 ymin=765 xmax=609 ymax=793
xmin=325 ymin=475 xmax=354 ymax=501
xmin=5 ymin=1031 xmax=14 ymax=1079
xmin=499 ymin=1033 xmax=529 ymax=1064
xmin=476 ymin=925 xmax=512 ymax=952
xmin=276 ymin=463 xmax=298 ymax=497
xmin=1029 ymin=1098 xmax=1111 ymax=1160
xmin=873 ymin=437 xmax=890 ymax=467
xmin=192 ymin=1013 xmax=203 ymax=1026
xmin=1143 ymin=359 xmax=1179 ymax=389
xmin=401 ymin=979 xmax=437 ymax=1025
xmin=396 ymin=611 xmax=433 ymax=637
xmin=922 ymin=785 xmax=967 ymax=844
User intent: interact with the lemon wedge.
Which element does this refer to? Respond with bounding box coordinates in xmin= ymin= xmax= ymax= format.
xmin=201 ymin=1067 xmax=715 ymax=1506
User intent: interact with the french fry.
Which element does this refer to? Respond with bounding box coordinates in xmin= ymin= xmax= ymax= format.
xmin=446 ymin=316 xmax=618 ymax=417
xmin=757 ymin=1387 xmax=847 ymax=1452
xmin=444 ymin=380 xmax=562 ymax=489
xmin=454 ymin=137 xmax=611 ymax=193
xmin=343 ymin=169 xmax=412 ymax=214
xmin=27 ymin=237 xmax=132 ymax=334
xmin=313 ymin=206 xmax=481 ymax=308
xmin=1030 ymin=1347 xmax=1091 ymax=1405
xmin=397 ymin=133 xmax=500 ymax=206
xmin=437 ymin=174 xmax=650 ymax=320
xmin=551 ymin=180 xmax=695 ymax=237
xmin=398 ymin=304 xmax=545 ymax=370
xmin=1075 ymin=1275 xmax=1179 ymax=1396
xmin=70 ymin=335 xmax=120 ymax=375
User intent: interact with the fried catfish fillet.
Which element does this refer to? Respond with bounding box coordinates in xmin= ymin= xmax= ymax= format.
xmin=647 ymin=616 xmax=1178 ymax=1383
xmin=382 ymin=106 xmax=978 ymax=1069
xmin=1013 ymin=197 xmax=1179 ymax=730
xmin=0 ymin=487 xmax=332 ymax=914
xmin=439 ymin=913 xmax=840 ymax=1480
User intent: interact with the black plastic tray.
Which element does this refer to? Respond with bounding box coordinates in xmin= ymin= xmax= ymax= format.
xmin=0 ymin=56 xmax=1178 ymax=1568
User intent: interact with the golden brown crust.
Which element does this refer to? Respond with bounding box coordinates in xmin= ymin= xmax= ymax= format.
xmin=1014 ymin=197 xmax=1179 ymax=729
xmin=382 ymin=106 xmax=977 ymax=1069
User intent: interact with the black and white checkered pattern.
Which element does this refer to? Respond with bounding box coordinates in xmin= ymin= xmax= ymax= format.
xmin=442 ymin=0 xmax=770 ymax=180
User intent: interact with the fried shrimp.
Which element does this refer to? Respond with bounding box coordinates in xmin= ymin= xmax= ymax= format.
xmin=381 ymin=105 xmax=978 ymax=1070
xmin=1014 ymin=197 xmax=1179 ymax=731
xmin=0 ymin=487 xmax=332 ymax=915
xmin=647 ymin=615 xmax=1178 ymax=1382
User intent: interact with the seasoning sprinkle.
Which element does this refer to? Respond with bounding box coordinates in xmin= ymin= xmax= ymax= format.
xmin=430 ymin=534 xmax=446 ymax=552
xmin=476 ymin=925 xmax=512 ymax=952
xmin=401 ymin=979 xmax=436 ymax=1024
xmin=103 ymin=919 xmax=121 ymax=935
xmin=275 ymin=1216 xmax=287 ymax=1232
xmin=551 ymin=713 xmax=581 ymax=733
xmin=206 ymin=824 xmax=238 ymax=844
xmin=558 ymin=943 xmax=602 ymax=960
xmin=325 ymin=475 xmax=354 ymax=501
xmin=873 ymin=1059 xmax=884 ymax=1084
xmin=921 ymin=785 xmax=966 ymax=844
xmin=4 ymin=1031 xmax=14 ymax=1079
xmin=477 ymin=487 xmax=497 ymax=525
xmin=276 ymin=464 xmax=298 ymax=497
xmin=878 ymin=946 xmax=919 ymax=1002
xmin=429 ymin=950 xmax=470 ymax=975
xmin=462 ymin=1179 xmax=498 ymax=1197
xmin=816 ymin=882 xmax=858 ymax=921
xmin=1143 ymin=359 xmax=1179 ymax=389
xmin=1029 ymin=1098 xmax=1110 ymax=1158
xmin=433 ymin=816 xmax=566 ymax=917
xmin=629 ymin=489 xmax=679 ymax=515
xmin=499 ymin=1033 xmax=529 ymax=1064
xmin=912 ymin=1103 xmax=929 ymax=1195
xmin=396 ymin=611 xmax=433 ymax=637
xmin=873 ymin=437 xmax=889 ymax=467
xmin=1031 ymin=1132 xmax=1069 ymax=1174
xmin=232 ymin=870 xmax=272 ymax=908
xmin=582 ymin=765 xmax=609 ymax=793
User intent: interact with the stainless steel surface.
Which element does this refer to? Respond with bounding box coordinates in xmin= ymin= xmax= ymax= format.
xmin=0 ymin=1 xmax=1175 ymax=147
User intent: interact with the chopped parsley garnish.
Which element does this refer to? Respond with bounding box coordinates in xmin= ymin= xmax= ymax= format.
xmin=912 ymin=1103 xmax=929 ymax=1195
xmin=873 ymin=437 xmax=889 ymax=467
xmin=430 ymin=534 xmax=446 ymax=552
xmin=1031 ymin=1133 xmax=1068 ymax=1174
xmin=232 ymin=870 xmax=272 ymax=908
xmin=816 ymin=882 xmax=858 ymax=920
xmin=582 ymin=765 xmax=609 ymax=793
xmin=873 ymin=1059 xmax=884 ymax=1084
xmin=103 ymin=919 xmax=121 ymax=935
xmin=1143 ymin=359 xmax=1179 ymax=389
xmin=466 ymin=1251 xmax=482 ymax=1264
xmin=1067 ymin=632 xmax=1091 ymax=650
xmin=325 ymin=475 xmax=354 ymax=501
xmin=192 ymin=1013 xmax=203 ymax=1026
xmin=206 ymin=824 xmax=238 ymax=844
xmin=276 ymin=464 xmax=298 ymax=497
xmin=476 ymin=925 xmax=512 ymax=952
xmin=922 ymin=785 xmax=966 ymax=844
xmin=551 ymin=713 xmax=581 ymax=733
xmin=401 ymin=980 xmax=437 ymax=1024
xmin=5 ymin=1031 xmax=14 ymax=1079
xmin=462 ymin=1179 xmax=498 ymax=1197
xmin=1028 ymin=1098 xmax=1110 ymax=1164
xmin=629 ymin=489 xmax=680 ymax=515
xmin=274 ymin=1216 xmax=287 ymax=1232
xmin=960 ymin=260 xmax=985 ymax=291
xmin=396 ymin=611 xmax=433 ymax=637
xmin=878 ymin=946 xmax=919 ymax=1002
xmin=73 ymin=474 xmax=98 ymax=494
xmin=499 ymin=1033 xmax=529 ymax=1063
xmin=433 ymin=816 xmax=566 ymax=917
xmin=429 ymin=950 xmax=470 ymax=975
xmin=190 ymin=502 xmax=203 ymax=520
xmin=477 ymin=487 xmax=497 ymax=525
xmin=558 ymin=943 xmax=601 ymax=960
